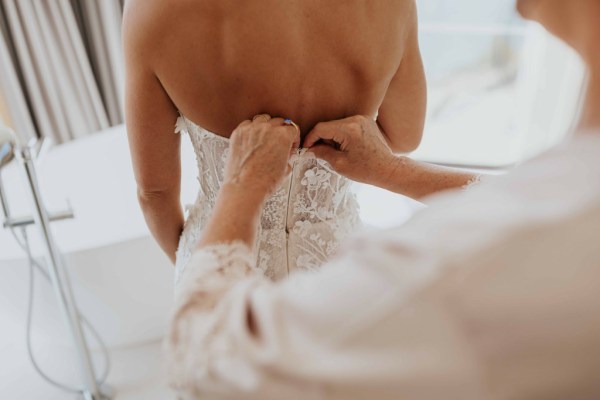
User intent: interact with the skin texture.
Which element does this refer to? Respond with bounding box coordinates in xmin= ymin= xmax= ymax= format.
xmin=123 ymin=0 xmax=426 ymax=263
xmin=196 ymin=0 xmax=600 ymax=252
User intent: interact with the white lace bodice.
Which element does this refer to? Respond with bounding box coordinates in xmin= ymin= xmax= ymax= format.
xmin=174 ymin=116 xmax=360 ymax=283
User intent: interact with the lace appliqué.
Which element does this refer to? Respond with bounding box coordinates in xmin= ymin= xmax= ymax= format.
xmin=174 ymin=115 xmax=361 ymax=284
xmin=174 ymin=242 xmax=257 ymax=301
xmin=175 ymin=116 xmax=188 ymax=135
xmin=167 ymin=242 xmax=261 ymax=394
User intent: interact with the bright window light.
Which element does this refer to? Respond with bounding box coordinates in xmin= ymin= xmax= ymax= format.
xmin=412 ymin=0 xmax=587 ymax=169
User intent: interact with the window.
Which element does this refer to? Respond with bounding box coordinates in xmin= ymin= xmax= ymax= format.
xmin=411 ymin=0 xmax=587 ymax=169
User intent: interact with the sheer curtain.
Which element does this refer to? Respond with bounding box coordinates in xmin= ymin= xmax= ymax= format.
xmin=0 ymin=0 xmax=124 ymax=144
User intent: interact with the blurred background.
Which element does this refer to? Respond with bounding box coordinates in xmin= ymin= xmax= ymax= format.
xmin=0 ymin=0 xmax=588 ymax=399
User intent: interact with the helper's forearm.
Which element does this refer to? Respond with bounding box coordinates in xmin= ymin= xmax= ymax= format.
xmin=379 ymin=156 xmax=478 ymax=200
xmin=138 ymin=189 xmax=184 ymax=264
xmin=198 ymin=182 xmax=265 ymax=250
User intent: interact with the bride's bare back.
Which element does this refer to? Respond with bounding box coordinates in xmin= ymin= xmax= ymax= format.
xmin=125 ymin=0 xmax=425 ymax=143
xmin=123 ymin=0 xmax=426 ymax=260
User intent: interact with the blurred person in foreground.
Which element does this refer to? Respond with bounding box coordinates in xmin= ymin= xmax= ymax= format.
xmin=166 ymin=1 xmax=600 ymax=399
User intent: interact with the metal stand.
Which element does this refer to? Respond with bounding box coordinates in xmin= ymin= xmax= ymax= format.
xmin=13 ymin=146 xmax=113 ymax=400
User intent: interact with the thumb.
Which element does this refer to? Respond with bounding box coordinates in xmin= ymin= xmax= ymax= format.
xmin=308 ymin=144 xmax=341 ymax=166
xmin=304 ymin=121 xmax=337 ymax=148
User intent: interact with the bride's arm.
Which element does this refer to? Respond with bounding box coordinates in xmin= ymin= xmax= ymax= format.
xmin=124 ymin=6 xmax=184 ymax=264
xmin=304 ymin=115 xmax=479 ymax=201
xmin=376 ymin=0 xmax=427 ymax=153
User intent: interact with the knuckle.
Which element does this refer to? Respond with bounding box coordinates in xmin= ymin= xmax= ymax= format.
xmin=349 ymin=121 xmax=362 ymax=135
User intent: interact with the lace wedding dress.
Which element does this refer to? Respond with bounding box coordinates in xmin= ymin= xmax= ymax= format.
xmin=174 ymin=116 xmax=361 ymax=283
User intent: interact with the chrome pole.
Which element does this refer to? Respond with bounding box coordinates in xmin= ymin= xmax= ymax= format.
xmin=18 ymin=146 xmax=104 ymax=400
xmin=0 ymin=176 xmax=11 ymax=220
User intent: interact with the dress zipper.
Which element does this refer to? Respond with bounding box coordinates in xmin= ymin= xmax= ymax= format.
xmin=283 ymin=153 xmax=299 ymax=276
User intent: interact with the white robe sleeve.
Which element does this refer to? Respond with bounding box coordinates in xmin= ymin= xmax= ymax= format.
xmin=165 ymin=240 xmax=483 ymax=400
xmin=165 ymin=137 xmax=600 ymax=400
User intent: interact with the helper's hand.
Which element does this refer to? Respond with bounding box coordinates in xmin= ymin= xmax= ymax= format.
xmin=225 ymin=117 xmax=300 ymax=200
xmin=304 ymin=115 xmax=399 ymax=186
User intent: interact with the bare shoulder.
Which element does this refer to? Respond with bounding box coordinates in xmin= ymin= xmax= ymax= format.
xmin=122 ymin=0 xmax=170 ymax=56
xmin=389 ymin=0 xmax=419 ymax=55
xmin=123 ymin=0 xmax=158 ymax=68
xmin=123 ymin=0 xmax=218 ymax=67
xmin=384 ymin=0 xmax=418 ymax=22
xmin=398 ymin=0 xmax=418 ymax=37
xmin=123 ymin=0 xmax=192 ymax=65
xmin=387 ymin=0 xmax=418 ymax=36
xmin=369 ymin=0 xmax=419 ymax=48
